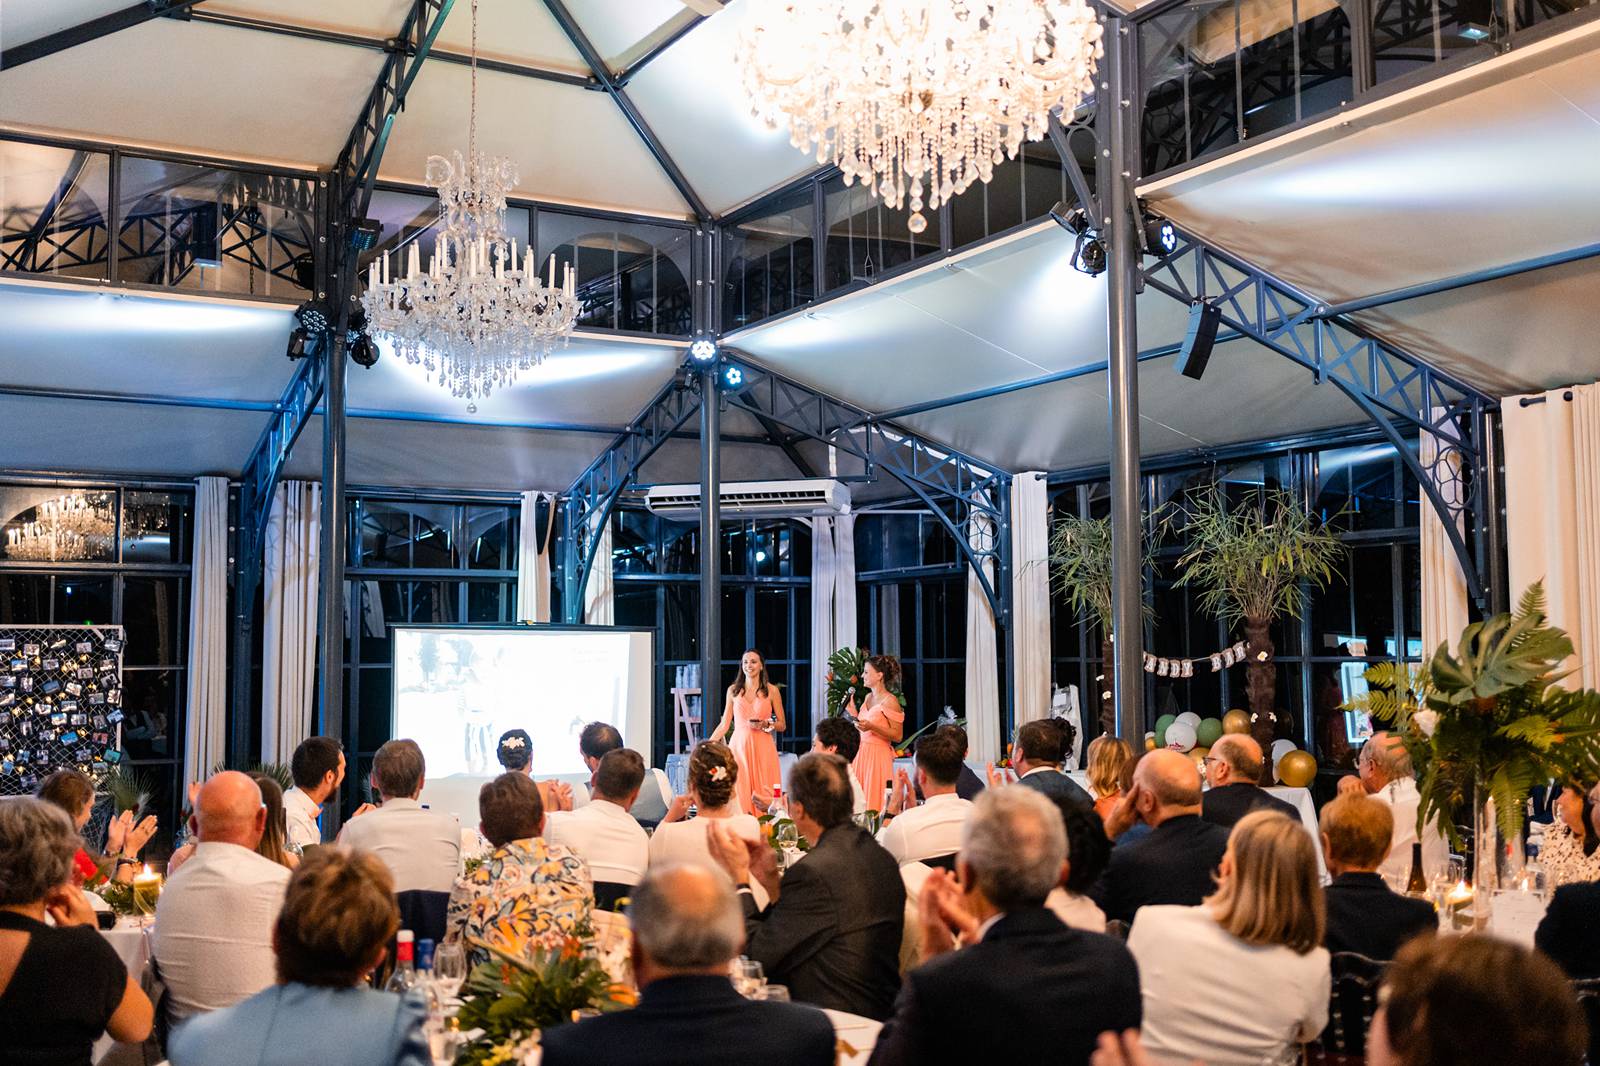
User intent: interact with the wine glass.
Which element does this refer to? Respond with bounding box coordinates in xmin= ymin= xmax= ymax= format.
xmin=432 ymin=942 xmax=467 ymax=1001
xmin=732 ymin=956 xmax=765 ymax=997
xmin=775 ymin=820 xmax=799 ymax=861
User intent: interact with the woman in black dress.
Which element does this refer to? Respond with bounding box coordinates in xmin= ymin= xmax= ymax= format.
xmin=0 ymin=796 xmax=154 ymax=1065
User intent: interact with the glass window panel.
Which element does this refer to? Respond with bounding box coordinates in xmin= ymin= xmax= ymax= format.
xmin=753 ymin=588 xmax=789 ymax=657
xmin=54 ymin=575 xmax=113 ymax=624
xmin=787 ymin=522 xmax=811 ymax=577
xmin=357 ymin=500 xmax=412 ymax=567
xmin=664 ymin=585 xmax=698 ymax=661
xmin=123 ymin=490 xmax=192 ymax=563
xmin=359 ymin=668 xmax=394 ymax=748
xmin=751 ymin=526 xmax=779 ymax=576
xmin=0 ymin=489 xmax=116 ymax=562
xmin=721 ymin=524 xmax=750 ymax=576
xmin=123 ymin=576 xmax=184 ymax=666
xmin=661 ymin=524 xmax=698 ymax=574
xmin=121 ymin=669 xmax=178 ymax=761
xmin=615 ymin=585 xmax=655 ymax=628
xmin=1311 ymin=545 xmax=1395 ymax=656
xmin=356 ymin=580 xmax=403 ymax=664
xmin=116 ymin=156 xmax=317 ymax=299
xmin=920 ymin=580 xmax=965 ymax=659
xmin=465 ymin=505 xmax=515 ymax=571
xmin=880 ymin=516 xmax=919 ymax=571
xmin=920 ymin=516 xmax=958 ymax=567
xmin=467 ymin=581 xmax=509 ymax=623
xmin=855 ymin=516 xmax=885 ymax=572
xmin=614 ymin=509 xmax=658 ymax=575
xmin=0 ymin=574 xmax=51 ymax=623
xmin=410 ymin=504 xmax=458 ymax=569
xmin=822 ymin=173 xmax=938 ymax=293
xmin=0 ymin=142 xmax=112 ymax=280
xmin=408 ymin=581 xmax=459 ymax=625
xmin=722 ymin=186 xmax=815 ymax=330
xmin=1401 ymin=541 xmax=1422 ymax=659
xmin=721 ymin=588 xmax=748 ymax=661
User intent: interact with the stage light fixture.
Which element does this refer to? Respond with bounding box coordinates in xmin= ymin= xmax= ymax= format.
xmin=1175 ymin=300 xmax=1222 ymax=381
xmin=286 ymin=327 xmax=310 ymax=361
xmin=722 ymin=364 xmax=745 ymax=389
xmin=1144 ymin=217 xmax=1179 ymax=256
xmin=1049 ymin=200 xmax=1091 ymax=235
xmin=690 ymin=338 xmax=718 ymax=363
xmin=294 ymin=300 xmax=331 ymax=335
xmin=1459 ymin=22 xmax=1490 ymax=38
xmin=349 ymin=333 xmax=380 ymax=368
xmin=348 ymin=217 xmax=383 ymax=252
xmin=1074 ymin=237 xmax=1108 ymax=277
xmin=291 ymin=252 xmax=317 ymax=292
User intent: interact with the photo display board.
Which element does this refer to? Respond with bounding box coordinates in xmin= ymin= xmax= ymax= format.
xmin=0 ymin=625 xmax=126 ymax=794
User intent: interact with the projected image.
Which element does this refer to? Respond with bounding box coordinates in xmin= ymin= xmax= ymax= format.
xmin=392 ymin=626 xmax=652 ymax=779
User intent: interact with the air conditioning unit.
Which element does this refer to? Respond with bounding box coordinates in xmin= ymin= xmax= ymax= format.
xmin=645 ymin=479 xmax=851 ymax=521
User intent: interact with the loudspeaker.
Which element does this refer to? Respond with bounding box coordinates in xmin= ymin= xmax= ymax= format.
xmin=1175 ymin=301 xmax=1221 ymax=380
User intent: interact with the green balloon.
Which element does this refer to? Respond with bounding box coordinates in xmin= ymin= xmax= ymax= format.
xmin=1196 ymin=717 xmax=1224 ymax=748
xmin=1154 ymin=727 xmax=1168 ymax=747
xmin=1154 ymin=713 xmax=1177 ymax=738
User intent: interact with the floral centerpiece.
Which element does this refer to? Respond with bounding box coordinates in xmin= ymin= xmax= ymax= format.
xmin=453 ymin=937 xmax=635 ymax=1065
xmin=1347 ymin=583 xmax=1600 ymax=889
xmin=824 ymin=646 xmax=904 ymax=718
xmin=96 ymin=878 xmax=152 ymax=918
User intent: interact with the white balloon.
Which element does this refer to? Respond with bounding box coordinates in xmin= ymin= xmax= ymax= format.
xmin=1270 ymin=739 xmax=1297 ymax=782
xmin=1164 ymin=721 xmax=1197 ymax=753
xmin=1175 ymin=712 xmax=1202 ymax=729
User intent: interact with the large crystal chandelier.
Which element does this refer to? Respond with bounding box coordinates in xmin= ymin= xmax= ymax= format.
xmin=738 ymin=0 xmax=1104 ymax=233
xmin=4 ymin=493 xmax=115 ymax=562
xmin=363 ymin=0 xmax=578 ymax=404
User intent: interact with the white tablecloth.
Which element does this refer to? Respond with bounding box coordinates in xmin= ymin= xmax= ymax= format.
xmin=823 ymin=1008 xmax=883 ymax=1066
xmin=94 ymin=920 xmax=154 ymax=1065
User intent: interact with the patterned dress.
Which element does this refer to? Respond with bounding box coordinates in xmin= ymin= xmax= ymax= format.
xmin=1541 ymin=822 xmax=1600 ymax=889
xmin=445 ymin=838 xmax=594 ymax=966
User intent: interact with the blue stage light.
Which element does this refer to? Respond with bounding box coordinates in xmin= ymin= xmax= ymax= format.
xmin=722 ymin=364 xmax=744 ymax=389
xmin=690 ymin=338 xmax=718 ymax=363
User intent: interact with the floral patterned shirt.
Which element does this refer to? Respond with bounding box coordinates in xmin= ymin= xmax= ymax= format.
xmin=445 ymin=838 xmax=594 ymax=966
xmin=1541 ymin=822 xmax=1600 ymax=889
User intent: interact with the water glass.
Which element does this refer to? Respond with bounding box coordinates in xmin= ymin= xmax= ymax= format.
xmin=433 ymin=942 xmax=467 ymax=1001
xmin=754 ymin=984 xmax=790 ymax=1002
xmin=732 ymin=956 xmax=765 ymax=997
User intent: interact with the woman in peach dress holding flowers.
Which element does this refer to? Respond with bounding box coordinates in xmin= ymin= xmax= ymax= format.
xmin=849 ymin=654 xmax=905 ymax=814
xmin=710 ymin=649 xmax=786 ymax=815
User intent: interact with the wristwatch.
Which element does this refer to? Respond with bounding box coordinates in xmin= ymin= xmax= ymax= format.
xmin=114 ymin=856 xmax=138 ymax=868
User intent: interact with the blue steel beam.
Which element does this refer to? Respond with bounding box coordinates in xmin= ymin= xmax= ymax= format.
xmin=0 ymin=1 xmax=208 ymax=69
xmin=1320 ymin=240 xmax=1600 ymax=317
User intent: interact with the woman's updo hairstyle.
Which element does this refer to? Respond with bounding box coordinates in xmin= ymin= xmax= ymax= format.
xmin=689 ymin=741 xmax=739 ymax=810
xmin=866 ymin=653 xmax=902 ymax=689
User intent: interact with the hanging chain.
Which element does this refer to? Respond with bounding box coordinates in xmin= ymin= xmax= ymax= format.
xmin=468 ymin=0 xmax=479 ymax=162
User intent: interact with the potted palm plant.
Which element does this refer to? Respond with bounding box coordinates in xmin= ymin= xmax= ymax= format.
xmin=1174 ymin=485 xmax=1344 ymax=769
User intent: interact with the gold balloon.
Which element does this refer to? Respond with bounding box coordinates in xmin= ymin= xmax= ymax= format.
xmin=1144 ymin=733 xmax=1158 ymax=752
xmin=1222 ymin=709 xmax=1251 ymax=735
xmin=1188 ymin=745 xmax=1209 ymax=767
xmin=1278 ymin=749 xmax=1317 ymax=788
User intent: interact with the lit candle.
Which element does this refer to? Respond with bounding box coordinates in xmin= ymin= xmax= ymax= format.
xmin=368 ymin=261 xmax=378 ymax=289
xmin=132 ymin=864 xmax=162 ymax=915
xmin=409 ymin=242 xmax=420 ymax=278
xmin=547 ymin=255 xmax=556 ymax=289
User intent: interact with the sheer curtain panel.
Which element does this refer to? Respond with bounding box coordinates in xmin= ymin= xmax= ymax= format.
xmin=965 ymin=512 xmax=1001 ymax=765
xmin=1011 ymin=472 xmax=1051 ymax=727
xmin=810 ymin=515 xmax=858 ymax=721
xmin=1418 ymin=421 xmax=1469 ymax=660
xmin=261 ymin=480 xmax=321 ymax=763
xmin=583 ymin=524 xmax=614 ymax=625
xmin=516 ymin=491 xmax=554 ymax=623
xmin=183 ymin=476 xmax=229 ymax=783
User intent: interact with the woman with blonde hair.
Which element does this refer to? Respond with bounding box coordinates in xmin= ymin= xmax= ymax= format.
xmin=1085 ymin=735 xmax=1135 ymax=828
xmin=1127 ymin=810 xmax=1330 ymax=1066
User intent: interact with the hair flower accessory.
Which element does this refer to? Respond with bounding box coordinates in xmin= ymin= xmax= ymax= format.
xmin=709 ymin=765 xmax=729 ymax=783
xmin=501 ymin=736 xmax=526 ymax=751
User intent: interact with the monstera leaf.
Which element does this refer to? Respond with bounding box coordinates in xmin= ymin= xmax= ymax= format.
xmin=1426 ymin=583 xmax=1574 ymax=706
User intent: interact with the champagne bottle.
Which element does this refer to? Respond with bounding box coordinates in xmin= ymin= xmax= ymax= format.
xmin=1405 ymin=841 xmax=1428 ymax=897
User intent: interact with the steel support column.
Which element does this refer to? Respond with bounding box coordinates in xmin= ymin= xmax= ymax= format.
xmin=698 ymin=368 xmax=722 ymax=727
xmin=1104 ymin=19 xmax=1146 ymax=742
xmin=316 ymin=327 xmax=349 ymax=836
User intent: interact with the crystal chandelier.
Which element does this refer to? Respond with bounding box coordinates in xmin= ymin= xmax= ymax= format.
xmin=737 ymin=0 xmax=1104 ymax=234
xmin=4 ymin=493 xmax=115 ymax=562
xmin=363 ymin=0 xmax=579 ymax=404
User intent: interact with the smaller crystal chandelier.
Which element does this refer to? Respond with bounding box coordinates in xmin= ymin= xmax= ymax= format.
xmin=363 ymin=0 xmax=579 ymax=404
xmin=738 ymin=0 xmax=1104 ymax=234
xmin=4 ymin=493 xmax=115 ymax=562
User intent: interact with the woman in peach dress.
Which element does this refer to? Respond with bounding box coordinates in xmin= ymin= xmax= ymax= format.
xmin=710 ymin=649 xmax=786 ymax=815
xmin=849 ymin=654 xmax=905 ymax=814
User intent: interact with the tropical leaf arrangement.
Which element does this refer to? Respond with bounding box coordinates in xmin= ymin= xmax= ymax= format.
xmin=1347 ymin=582 xmax=1600 ymax=847
xmin=453 ymin=938 xmax=635 ymax=1066
xmin=208 ymin=760 xmax=294 ymax=793
xmin=99 ymin=765 xmax=158 ymax=816
xmin=824 ymin=646 xmax=903 ymax=718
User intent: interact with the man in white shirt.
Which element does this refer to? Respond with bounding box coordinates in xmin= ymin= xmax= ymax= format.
xmin=574 ymin=723 xmax=673 ymax=826
xmin=283 ymin=735 xmax=344 ymax=849
xmin=547 ymin=748 xmax=650 ymax=890
xmin=1340 ymin=731 xmax=1450 ymax=883
xmin=878 ymin=731 xmax=973 ymax=865
xmin=339 ymin=738 xmax=461 ymax=892
xmin=813 ymin=716 xmax=867 ymax=816
xmin=153 ymin=771 xmax=292 ymax=1023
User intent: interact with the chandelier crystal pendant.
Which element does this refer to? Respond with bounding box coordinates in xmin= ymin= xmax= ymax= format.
xmin=362 ymin=0 xmax=579 ymax=404
xmin=737 ymin=0 xmax=1104 ymax=234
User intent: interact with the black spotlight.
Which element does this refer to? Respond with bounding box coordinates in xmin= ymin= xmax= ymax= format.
xmin=348 ymin=217 xmax=383 ymax=252
xmin=1175 ymin=300 xmax=1222 ymax=380
xmin=721 ymin=363 xmax=745 ymax=390
xmin=294 ymin=300 xmax=331 ymax=335
xmin=1074 ymin=237 xmax=1108 ymax=277
xmin=1050 ymin=200 xmax=1092 ymax=235
xmin=286 ymin=326 xmax=311 ymax=361
xmin=349 ymin=333 xmax=380 ymax=368
xmin=1143 ymin=216 xmax=1179 ymax=256
xmin=290 ymin=252 xmax=317 ymax=291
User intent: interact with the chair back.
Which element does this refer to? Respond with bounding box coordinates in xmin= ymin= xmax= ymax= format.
xmin=1305 ymin=951 xmax=1389 ymax=1065
xmin=1574 ymin=977 xmax=1600 ymax=1066
xmin=594 ymin=880 xmax=634 ymax=912
xmin=395 ymin=889 xmax=451 ymax=945
xmin=921 ymin=853 xmax=958 ymax=873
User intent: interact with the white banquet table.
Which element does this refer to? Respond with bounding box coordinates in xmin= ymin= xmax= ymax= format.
xmin=94 ymin=919 xmax=155 ymax=1065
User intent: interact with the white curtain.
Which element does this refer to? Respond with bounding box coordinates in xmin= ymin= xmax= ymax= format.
xmin=1011 ymin=472 xmax=1052 ymax=727
xmin=583 ymin=523 xmax=614 ymax=625
xmin=183 ymin=477 xmax=229 ymax=783
xmin=261 ymin=481 xmax=321 ymax=764
xmin=516 ymin=491 xmax=555 ymax=623
xmin=1419 ymin=419 xmax=1470 ymax=660
xmin=965 ymin=512 xmax=1001 ymax=765
xmin=810 ymin=515 xmax=859 ymax=721
xmin=1502 ymin=385 xmax=1600 ymax=689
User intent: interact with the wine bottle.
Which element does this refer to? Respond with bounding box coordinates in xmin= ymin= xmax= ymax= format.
xmin=1405 ymin=841 xmax=1428 ymax=897
xmin=386 ymin=930 xmax=417 ymax=993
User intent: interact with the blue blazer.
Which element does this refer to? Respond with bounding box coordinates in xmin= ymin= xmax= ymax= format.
xmin=168 ymin=983 xmax=431 ymax=1066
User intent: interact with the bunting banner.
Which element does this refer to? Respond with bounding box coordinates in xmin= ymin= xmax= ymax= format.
xmin=1142 ymin=641 xmax=1270 ymax=676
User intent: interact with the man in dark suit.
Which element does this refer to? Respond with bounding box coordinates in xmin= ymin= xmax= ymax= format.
xmin=709 ymin=752 xmax=905 ymax=1020
xmin=1201 ymin=735 xmax=1300 ymax=829
xmin=1091 ymin=749 xmax=1230 ymax=924
xmin=1010 ymin=719 xmax=1094 ymax=810
xmin=937 ymin=724 xmax=986 ymax=801
xmin=540 ymin=865 xmax=835 ymax=1066
xmin=1320 ymin=793 xmax=1436 ymax=958
xmin=1537 ymin=783 xmax=1600 ymax=979
xmin=870 ymin=787 xmax=1141 ymax=1065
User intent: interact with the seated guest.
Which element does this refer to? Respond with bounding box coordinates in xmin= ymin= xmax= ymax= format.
xmin=1084 ymin=735 xmax=1135 ymax=829
xmin=812 ymin=715 xmax=867 ymax=814
xmin=154 ymin=772 xmax=292 ymax=1023
xmin=37 ymin=768 xmax=158 ymax=886
xmin=874 ymin=788 xmax=1138 ymax=1066
xmin=284 ymin=735 xmax=345 ymax=849
xmin=877 ymin=731 xmax=974 ymax=865
xmin=1046 ymin=798 xmax=1111 ymax=932
xmin=1540 ymin=780 xmax=1600 ymax=888
xmin=540 ymin=865 xmax=836 ymax=1066
xmin=1535 ymin=782 xmax=1600 ymax=979
xmin=1201 ymin=735 xmax=1299 ymax=829
xmin=497 ymin=728 xmax=574 ymax=813
xmin=1092 ymin=750 xmax=1230 ymax=924
xmin=0 ymin=797 xmax=154 ymax=1065
xmin=169 ymin=848 xmax=431 ymax=1066
xmin=577 ymin=722 xmax=672 ymax=824
xmin=1337 ymin=732 xmax=1448 ymax=884
xmin=447 ymin=773 xmax=593 ymax=966
xmin=171 ymin=771 xmax=300 ymax=876
xmin=1321 ymin=793 xmax=1436 ymax=959
xmin=548 ymin=749 xmax=651 ymax=899
xmin=1369 ymin=934 xmax=1586 ymax=1066
xmin=1010 ymin=719 xmax=1094 ymax=810
xmin=1129 ymin=811 xmax=1329 ymax=1066
xmin=649 ymin=743 xmax=763 ymax=888
xmin=708 ymin=753 xmax=905 ymax=1020
xmin=338 ymin=739 xmax=460 ymax=892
